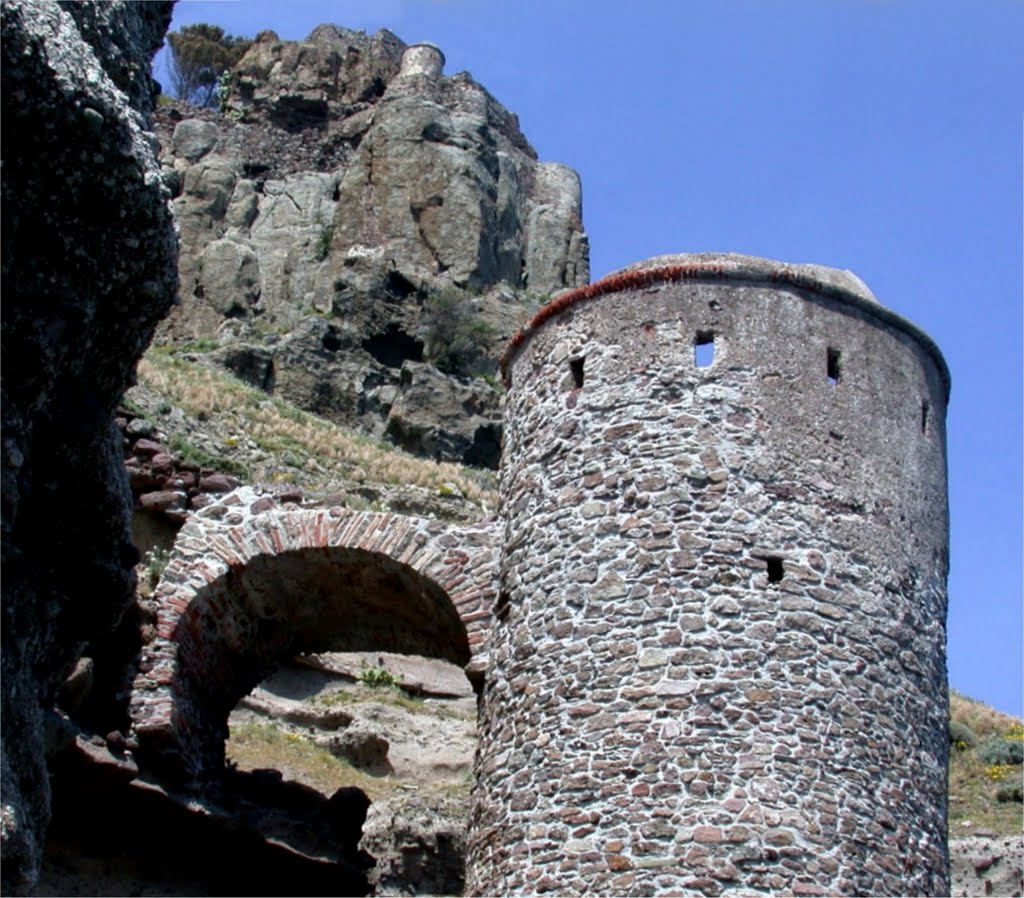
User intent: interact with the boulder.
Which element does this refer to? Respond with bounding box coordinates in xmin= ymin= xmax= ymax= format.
xmin=320 ymin=726 xmax=390 ymax=771
xmin=172 ymin=119 xmax=220 ymax=161
xmin=228 ymin=26 xmax=406 ymax=129
xmin=385 ymin=362 xmax=503 ymax=469
xmin=330 ymin=69 xmax=588 ymax=295
xmin=0 ymin=1 xmax=177 ymax=891
xmin=246 ymin=171 xmax=339 ymax=315
xmin=197 ymin=238 xmax=262 ymax=318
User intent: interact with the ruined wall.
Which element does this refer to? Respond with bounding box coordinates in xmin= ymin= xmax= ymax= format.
xmin=468 ymin=253 xmax=951 ymax=896
xmin=130 ymin=488 xmax=499 ymax=781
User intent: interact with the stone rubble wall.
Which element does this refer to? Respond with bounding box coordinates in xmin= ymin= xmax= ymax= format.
xmin=468 ymin=254 xmax=950 ymax=896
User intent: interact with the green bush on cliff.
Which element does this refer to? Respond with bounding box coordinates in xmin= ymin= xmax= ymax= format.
xmin=423 ymin=290 xmax=496 ymax=377
xmin=167 ymin=24 xmax=252 ymax=107
xmin=996 ymin=781 xmax=1023 ymax=803
xmin=978 ymin=732 xmax=1024 ymax=766
xmin=950 ymin=720 xmax=977 ymax=750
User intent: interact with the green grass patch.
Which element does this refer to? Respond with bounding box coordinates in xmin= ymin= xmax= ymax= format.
xmin=167 ymin=434 xmax=250 ymax=480
xmin=316 ymin=684 xmax=426 ymax=714
xmin=948 ymin=708 xmax=1024 ymax=837
xmin=226 ymin=721 xmax=397 ymax=800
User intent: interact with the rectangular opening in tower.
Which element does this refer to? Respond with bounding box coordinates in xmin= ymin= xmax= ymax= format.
xmin=827 ymin=347 xmax=841 ymax=385
xmin=766 ymin=557 xmax=784 ymax=583
xmin=494 ymin=590 xmax=511 ymax=623
xmin=695 ymin=331 xmax=715 ymax=368
xmin=570 ymin=357 xmax=585 ymax=389
xmin=921 ymin=399 xmax=930 ymax=434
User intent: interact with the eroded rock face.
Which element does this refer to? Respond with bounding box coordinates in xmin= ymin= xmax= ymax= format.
xmin=231 ymin=26 xmax=406 ymax=131
xmin=0 ymin=2 xmax=177 ymax=891
xmin=153 ymin=27 xmax=589 ymax=467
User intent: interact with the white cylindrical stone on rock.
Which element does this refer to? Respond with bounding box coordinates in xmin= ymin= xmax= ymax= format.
xmin=398 ymin=42 xmax=445 ymax=78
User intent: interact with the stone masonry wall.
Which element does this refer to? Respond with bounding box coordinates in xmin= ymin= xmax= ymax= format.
xmin=468 ymin=253 xmax=951 ymax=896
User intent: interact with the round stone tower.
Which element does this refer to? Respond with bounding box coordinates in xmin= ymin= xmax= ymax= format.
xmin=467 ymin=253 xmax=950 ymax=896
xmin=398 ymin=41 xmax=445 ymax=78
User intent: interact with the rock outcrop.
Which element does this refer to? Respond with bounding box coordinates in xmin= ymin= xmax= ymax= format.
xmin=951 ymin=835 xmax=1024 ymax=897
xmin=0 ymin=2 xmax=177 ymax=891
xmin=153 ymin=26 xmax=589 ymax=467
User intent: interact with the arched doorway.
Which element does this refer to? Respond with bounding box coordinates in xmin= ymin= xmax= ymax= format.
xmin=130 ymin=505 xmax=498 ymax=780
xmin=172 ymin=545 xmax=471 ymax=780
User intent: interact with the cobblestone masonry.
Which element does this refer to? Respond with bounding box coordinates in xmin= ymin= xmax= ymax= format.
xmin=467 ymin=253 xmax=951 ymax=896
xmin=129 ymin=487 xmax=499 ymax=781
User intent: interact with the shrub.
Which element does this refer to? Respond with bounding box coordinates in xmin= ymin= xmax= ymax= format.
xmin=358 ymin=666 xmax=401 ymax=689
xmin=182 ymin=338 xmax=219 ymax=354
xmin=985 ymin=763 xmax=1015 ymax=782
xmin=978 ymin=733 xmax=1024 ymax=766
xmin=996 ymin=781 xmax=1023 ymax=803
xmin=423 ymin=289 xmax=496 ymax=377
xmin=166 ymin=24 xmax=252 ymax=107
xmin=950 ymin=720 xmax=977 ymax=750
xmin=143 ymin=547 xmax=171 ymax=587
xmin=314 ymin=225 xmax=333 ymax=262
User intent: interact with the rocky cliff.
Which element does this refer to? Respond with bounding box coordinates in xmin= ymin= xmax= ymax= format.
xmin=153 ymin=26 xmax=589 ymax=469
xmin=0 ymin=2 xmax=178 ymax=892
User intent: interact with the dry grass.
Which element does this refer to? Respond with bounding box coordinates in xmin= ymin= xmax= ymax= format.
xmin=314 ymin=683 xmax=476 ymax=721
xmin=950 ymin=690 xmax=1022 ymax=739
xmin=949 ymin=743 xmax=1024 ymax=837
xmin=137 ymin=352 xmax=497 ymax=504
xmin=316 ymin=683 xmax=426 ymax=715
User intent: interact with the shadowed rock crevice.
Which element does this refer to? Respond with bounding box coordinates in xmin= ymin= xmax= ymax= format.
xmin=40 ymin=740 xmax=373 ymax=897
xmin=362 ymin=323 xmax=426 ymax=369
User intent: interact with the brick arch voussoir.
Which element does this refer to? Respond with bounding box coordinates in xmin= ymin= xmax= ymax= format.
xmin=152 ymin=509 xmax=496 ymax=640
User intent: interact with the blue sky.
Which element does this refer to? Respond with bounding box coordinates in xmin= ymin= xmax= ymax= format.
xmin=156 ymin=0 xmax=1023 ymax=716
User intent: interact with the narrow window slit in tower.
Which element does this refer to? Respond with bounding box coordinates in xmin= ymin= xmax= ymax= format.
xmin=494 ymin=590 xmax=511 ymax=624
xmin=695 ymin=331 xmax=715 ymax=368
xmin=570 ymin=357 xmax=585 ymax=389
xmin=921 ymin=399 xmax=930 ymax=435
xmin=827 ymin=348 xmax=841 ymax=385
xmin=766 ymin=557 xmax=784 ymax=583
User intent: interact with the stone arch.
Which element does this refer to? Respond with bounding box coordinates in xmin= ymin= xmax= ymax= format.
xmin=129 ymin=490 xmax=499 ymax=781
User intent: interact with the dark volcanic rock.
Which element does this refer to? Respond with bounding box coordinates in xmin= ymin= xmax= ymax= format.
xmin=385 ymin=362 xmax=504 ymax=468
xmin=0 ymin=1 xmax=177 ymax=892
